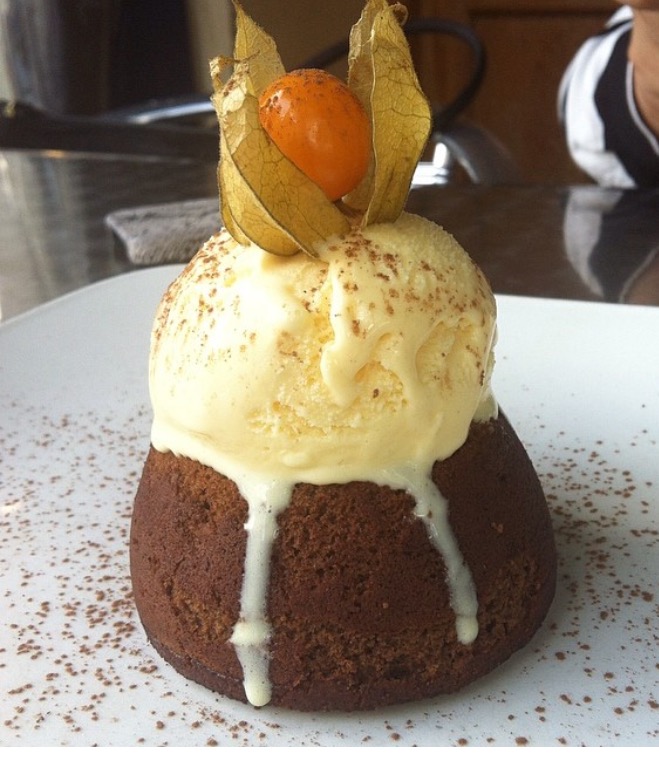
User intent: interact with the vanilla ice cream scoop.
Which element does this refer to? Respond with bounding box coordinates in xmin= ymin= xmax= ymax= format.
xmin=149 ymin=212 xmax=497 ymax=487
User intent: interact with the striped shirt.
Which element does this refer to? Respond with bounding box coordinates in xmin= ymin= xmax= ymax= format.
xmin=559 ymin=6 xmax=659 ymax=187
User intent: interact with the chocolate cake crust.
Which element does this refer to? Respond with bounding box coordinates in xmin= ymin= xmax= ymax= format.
xmin=130 ymin=414 xmax=556 ymax=711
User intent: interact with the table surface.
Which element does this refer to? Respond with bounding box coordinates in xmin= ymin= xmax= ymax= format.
xmin=1 ymin=147 xmax=659 ymax=322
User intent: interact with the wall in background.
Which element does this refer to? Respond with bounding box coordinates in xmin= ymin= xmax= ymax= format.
xmin=1 ymin=0 xmax=621 ymax=184
xmin=0 ymin=1 xmax=366 ymax=110
xmin=0 ymin=0 xmax=197 ymax=114
xmin=230 ymin=0 xmax=366 ymax=77
xmin=186 ymin=0 xmax=234 ymax=92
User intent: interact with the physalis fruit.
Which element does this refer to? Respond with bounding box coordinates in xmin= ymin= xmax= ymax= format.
xmin=259 ymin=69 xmax=371 ymax=202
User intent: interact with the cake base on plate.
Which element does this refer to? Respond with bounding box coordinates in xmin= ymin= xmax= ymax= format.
xmin=130 ymin=414 xmax=556 ymax=711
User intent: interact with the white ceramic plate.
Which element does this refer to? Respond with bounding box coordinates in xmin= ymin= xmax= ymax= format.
xmin=1 ymin=267 xmax=658 ymax=746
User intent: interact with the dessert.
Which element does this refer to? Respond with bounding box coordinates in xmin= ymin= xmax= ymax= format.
xmin=130 ymin=0 xmax=556 ymax=711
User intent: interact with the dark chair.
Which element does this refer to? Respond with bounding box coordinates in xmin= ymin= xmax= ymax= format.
xmin=0 ymin=16 xmax=519 ymax=184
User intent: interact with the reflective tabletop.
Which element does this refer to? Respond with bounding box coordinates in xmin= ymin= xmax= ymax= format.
xmin=2 ymin=147 xmax=659 ymax=323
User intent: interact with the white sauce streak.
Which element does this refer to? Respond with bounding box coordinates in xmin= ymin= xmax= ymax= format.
xmin=230 ymin=470 xmax=477 ymax=707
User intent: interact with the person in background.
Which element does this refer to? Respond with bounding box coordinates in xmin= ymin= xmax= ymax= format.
xmin=559 ymin=2 xmax=659 ymax=187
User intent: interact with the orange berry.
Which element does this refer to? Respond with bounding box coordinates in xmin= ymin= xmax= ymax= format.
xmin=258 ymin=69 xmax=371 ymax=201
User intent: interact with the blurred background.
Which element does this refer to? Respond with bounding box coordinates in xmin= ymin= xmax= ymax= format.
xmin=0 ymin=0 xmax=617 ymax=184
xmin=0 ymin=0 xmax=364 ymax=113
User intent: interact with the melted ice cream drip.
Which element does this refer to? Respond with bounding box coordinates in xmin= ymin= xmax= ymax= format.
xmin=390 ymin=466 xmax=479 ymax=644
xmin=230 ymin=467 xmax=477 ymax=707
xmin=230 ymin=478 xmax=293 ymax=708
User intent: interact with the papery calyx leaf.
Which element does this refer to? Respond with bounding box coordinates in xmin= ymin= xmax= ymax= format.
xmin=345 ymin=0 xmax=431 ymax=224
xmin=232 ymin=1 xmax=285 ymax=94
xmin=211 ymin=5 xmax=351 ymax=256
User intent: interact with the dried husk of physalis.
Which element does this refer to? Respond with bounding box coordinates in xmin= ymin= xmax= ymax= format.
xmin=345 ymin=1 xmax=431 ymax=224
xmin=211 ymin=0 xmax=431 ymax=256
